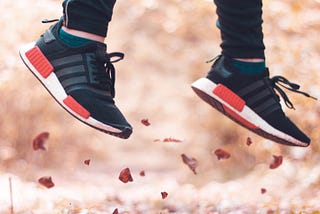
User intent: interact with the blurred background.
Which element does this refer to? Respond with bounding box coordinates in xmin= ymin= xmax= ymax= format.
xmin=1 ymin=0 xmax=320 ymax=213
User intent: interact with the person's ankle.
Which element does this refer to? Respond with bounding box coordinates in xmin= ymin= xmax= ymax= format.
xmin=231 ymin=58 xmax=266 ymax=75
xmin=233 ymin=58 xmax=264 ymax=62
xmin=61 ymin=26 xmax=105 ymax=43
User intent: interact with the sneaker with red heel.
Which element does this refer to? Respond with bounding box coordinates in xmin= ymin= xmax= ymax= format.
xmin=19 ymin=18 xmax=132 ymax=139
xmin=192 ymin=55 xmax=316 ymax=146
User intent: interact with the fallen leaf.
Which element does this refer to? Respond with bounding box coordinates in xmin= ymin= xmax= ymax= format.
xmin=269 ymin=155 xmax=283 ymax=169
xmin=214 ymin=149 xmax=231 ymax=160
xmin=161 ymin=192 xmax=168 ymax=199
xmin=153 ymin=139 xmax=161 ymax=142
xmin=84 ymin=159 xmax=90 ymax=166
xmin=139 ymin=170 xmax=145 ymax=176
xmin=162 ymin=138 xmax=183 ymax=143
xmin=33 ymin=132 xmax=49 ymax=151
xmin=246 ymin=137 xmax=253 ymax=146
xmin=119 ymin=168 xmax=133 ymax=183
xmin=38 ymin=176 xmax=55 ymax=188
xmin=261 ymin=188 xmax=267 ymax=194
xmin=181 ymin=154 xmax=198 ymax=174
xmin=112 ymin=208 xmax=118 ymax=214
xmin=141 ymin=119 xmax=151 ymax=126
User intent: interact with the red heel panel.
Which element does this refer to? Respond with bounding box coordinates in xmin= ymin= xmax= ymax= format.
xmin=213 ymin=84 xmax=245 ymax=112
xmin=25 ymin=46 xmax=54 ymax=78
xmin=63 ymin=96 xmax=90 ymax=119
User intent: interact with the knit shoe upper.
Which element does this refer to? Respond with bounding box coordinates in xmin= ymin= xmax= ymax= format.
xmin=19 ymin=19 xmax=132 ymax=139
xmin=192 ymin=55 xmax=315 ymax=146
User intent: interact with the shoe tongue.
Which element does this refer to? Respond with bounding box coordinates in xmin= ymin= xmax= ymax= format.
xmin=262 ymin=68 xmax=270 ymax=77
xmin=95 ymin=43 xmax=107 ymax=59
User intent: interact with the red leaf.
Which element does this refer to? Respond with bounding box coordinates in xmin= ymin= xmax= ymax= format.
xmin=154 ymin=138 xmax=183 ymax=143
xmin=112 ymin=208 xmax=118 ymax=214
xmin=261 ymin=188 xmax=267 ymax=194
xmin=269 ymin=155 xmax=283 ymax=169
xmin=246 ymin=137 xmax=253 ymax=146
xmin=33 ymin=132 xmax=49 ymax=151
xmin=141 ymin=119 xmax=151 ymax=126
xmin=119 ymin=168 xmax=133 ymax=183
xmin=161 ymin=192 xmax=168 ymax=199
xmin=84 ymin=159 xmax=90 ymax=166
xmin=139 ymin=170 xmax=145 ymax=176
xmin=214 ymin=149 xmax=231 ymax=160
xmin=162 ymin=138 xmax=183 ymax=143
xmin=38 ymin=176 xmax=55 ymax=188
xmin=181 ymin=154 xmax=198 ymax=174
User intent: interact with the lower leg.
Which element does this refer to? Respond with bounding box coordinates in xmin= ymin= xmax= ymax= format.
xmin=61 ymin=0 xmax=116 ymax=43
xmin=61 ymin=26 xmax=105 ymax=43
xmin=214 ymin=0 xmax=265 ymax=67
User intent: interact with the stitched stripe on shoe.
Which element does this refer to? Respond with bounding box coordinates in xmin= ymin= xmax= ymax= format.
xmin=234 ymin=79 xmax=281 ymax=117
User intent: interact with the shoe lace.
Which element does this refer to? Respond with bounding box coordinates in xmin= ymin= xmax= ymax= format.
xmin=93 ymin=51 xmax=124 ymax=98
xmin=42 ymin=19 xmax=60 ymax=23
xmin=270 ymin=75 xmax=317 ymax=109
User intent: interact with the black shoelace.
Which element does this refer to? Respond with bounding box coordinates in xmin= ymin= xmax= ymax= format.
xmin=94 ymin=52 xmax=124 ymax=98
xmin=270 ymin=75 xmax=317 ymax=109
xmin=42 ymin=19 xmax=60 ymax=23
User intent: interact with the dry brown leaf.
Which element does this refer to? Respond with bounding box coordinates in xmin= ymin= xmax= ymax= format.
xmin=84 ymin=159 xmax=90 ymax=166
xmin=119 ymin=168 xmax=133 ymax=183
xmin=161 ymin=192 xmax=168 ymax=199
xmin=112 ymin=208 xmax=119 ymax=214
xmin=33 ymin=132 xmax=49 ymax=151
xmin=153 ymin=138 xmax=183 ymax=143
xmin=261 ymin=188 xmax=267 ymax=194
xmin=38 ymin=176 xmax=55 ymax=188
xmin=213 ymin=149 xmax=231 ymax=160
xmin=246 ymin=137 xmax=253 ymax=146
xmin=181 ymin=154 xmax=198 ymax=174
xmin=269 ymin=155 xmax=283 ymax=169
xmin=139 ymin=170 xmax=145 ymax=176
xmin=141 ymin=119 xmax=151 ymax=126
xmin=162 ymin=138 xmax=183 ymax=143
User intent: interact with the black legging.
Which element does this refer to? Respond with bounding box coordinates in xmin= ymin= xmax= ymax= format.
xmin=62 ymin=0 xmax=265 ymax=59
xmin=62 ymin=0 xmax=116 ymax=37
xmin=214 ymin=0 xmax=265 ymax=59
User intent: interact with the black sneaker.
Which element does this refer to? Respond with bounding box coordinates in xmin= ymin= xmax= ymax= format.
xmin=192 ymin=55 xmax=316 ymax=147
xmin=19 ymin=19 xmax=132 ymax=139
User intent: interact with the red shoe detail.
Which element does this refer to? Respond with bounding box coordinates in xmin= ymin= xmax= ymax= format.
xmin=213 ymin=84 xmax=245 ymax=112
xmin=223 ymin=104 xmax=259 ymax=130
xmin=25 ymin=46 xmax=54 ymax=78
xmin=63 ymin=96 xmax=90 ymax=119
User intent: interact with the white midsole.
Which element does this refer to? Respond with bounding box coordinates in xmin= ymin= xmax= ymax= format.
xmin=19 ymin=42 xmax=122 ymax=134
xmin=192 ymin=77 xmax=306 ymax=146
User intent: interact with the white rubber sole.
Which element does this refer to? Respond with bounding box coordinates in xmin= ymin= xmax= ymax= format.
xmin=19 ymin=42 xmax=130 ymax=138
xmin=191 ymin=77 xmax=308 ymax=147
